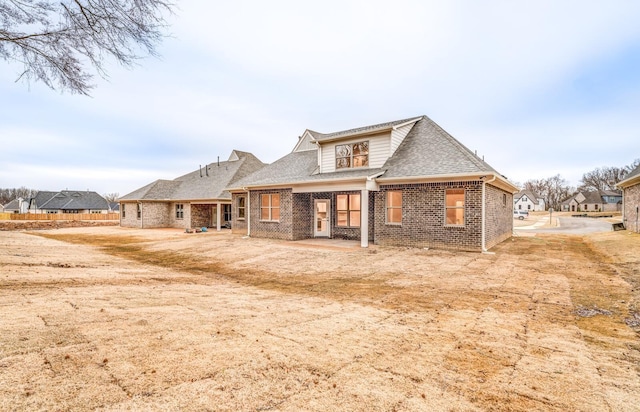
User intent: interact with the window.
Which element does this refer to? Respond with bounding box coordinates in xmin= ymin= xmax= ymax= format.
xmin=518 ymin=204 xmax=522 ymax=210
xmin=237 ymin=196 xmax=246 ymax=220
xmin=386 ymin=191 xmax=402 ymax=224
xmin=336 ymin=194 xmax=360 ymax=227
xmin=503 ymin=194 xmax=507 ymax=206
xmin=122 ymin=206 xmax=126 ymax=219
xmin=595 ymin=204 xmax=599 ymax=210
xmin=527 ymin=204 xmax=531 ymax=210
xmin=260 ymin=194 xmax=280 ymax=221
xmin=176 ymin=204 xmax=184 ymax=219
xmin=137 ymin=203 xmax=141 ymax=219
xmin=335 ymin=141 xmax=369 ymax=169
xmin=223 ymin=204 xmax=231 ymax=222
xmin=445 ymin=189 xmax=465 ymax=225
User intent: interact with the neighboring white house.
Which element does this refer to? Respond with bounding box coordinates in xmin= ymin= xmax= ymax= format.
xmin=514 ymin=190 xmax=545 ymax=211
xmin=2 ymin=197 xmax=30 ymax=213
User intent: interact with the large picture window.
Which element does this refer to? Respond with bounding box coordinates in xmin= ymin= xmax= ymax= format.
xmin=335 ymin=141 xmax=369 ymax=169
xmin=237 ymin=196 xmax=246 ymax=219
xmin=445 ymin=189 xmax=465 ymax=225
xmin=260 ymin=194 xmax=280 ymax=221
xmin=386 ymin=191 xmax=402 ymax=224
xmin=336 ymin=194 xmax=360 ymax=227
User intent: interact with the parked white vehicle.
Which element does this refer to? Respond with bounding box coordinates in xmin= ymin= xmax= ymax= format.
xmin=514 ymin=210 xmax=529 ymax=220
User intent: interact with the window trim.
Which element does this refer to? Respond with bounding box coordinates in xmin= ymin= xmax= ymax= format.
xmin=176 ymin=203 xmax=184 ymax=219
xmin=237 ymin=196 xmax=246 ymax=220
xmin=335 ymin=141 xmax=369 ymax=170
xmin=444 ymin=188 xmax=465 ymax=227
xmin=260 ymin=193 xmax=280 ymax=222
xmin=136 ymin=203 xmax=141 ymax=220
xmin=336 ymin=193 xmax=361 ymax=228
xmin=385 ymin=191 xmax=402 ymax=225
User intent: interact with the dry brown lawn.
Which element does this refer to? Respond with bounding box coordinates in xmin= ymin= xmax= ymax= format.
xmin=1 ymin=225 xmax=639 ymax=411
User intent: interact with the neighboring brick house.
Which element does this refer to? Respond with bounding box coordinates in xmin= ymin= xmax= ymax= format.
xmin=227 ymin=115 xmax=518 ymax=252
xmin=28 ymin=191 xmax=109 ymax=214
xmin=119 ymin=150 xmax=264 ymax=230
xmin=617 ymin=164 xmax=640 ymax=233
xmin=561 ymin=190 xmax=622 ymax=212
xmin=514 ymin=190 xmax=545 ymax=211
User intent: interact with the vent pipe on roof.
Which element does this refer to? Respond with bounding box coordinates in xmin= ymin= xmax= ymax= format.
xmin=206 ymin=164 xmax=209 ymax=176
xmin=217 ymin=156 xmax=220 ymax=167
xmin=199 ymin=165 xmax=202 ymax=178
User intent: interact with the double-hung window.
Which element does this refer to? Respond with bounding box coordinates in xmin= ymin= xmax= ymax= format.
xmin=176 ymin=204 xmax=184 ymax=219
xmin=260 ymin=194 xmax=280 ymax=221
xmin=335 ymin=141 xmax=369 ymax=169
xmin=336 ymin=194 xmax=360 ymax=227
xmin=237 ymin=196 xmax=246 ymax=220
xmin=137 ymin=203 xmax=141 ymax=219
xmin=445 ymin=189 xmax=465 ymax=226
xmin=386 ymin=191 xmax=402 ymax=224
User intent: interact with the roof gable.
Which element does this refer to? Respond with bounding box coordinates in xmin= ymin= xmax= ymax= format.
xmin=618 ymin=163 xmax=640 ymax=188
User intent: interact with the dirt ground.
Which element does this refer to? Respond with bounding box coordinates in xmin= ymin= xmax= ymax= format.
xmin=1 ymin=223 xmax=639 ymax=411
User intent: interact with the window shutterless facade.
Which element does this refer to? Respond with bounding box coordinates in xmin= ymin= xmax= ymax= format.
xmin=336 ymin=194 xmax=360 ymax=227
xmin=445 ymin=189 xmax=465 ymax=225
xmin=260 ymin=194 xmax=280 ymax=221
xmin=237 ymin=196 xmax=246 ymax=220
xmin=176 ymin=203 xmax=184 ymax=219
xmin=335 ymin=141 xmax=369 ymax=169
xmin=386 ymin=191 xmax=402 ymax=224
xmin=137 ymin=203 xmax=141 ymax=219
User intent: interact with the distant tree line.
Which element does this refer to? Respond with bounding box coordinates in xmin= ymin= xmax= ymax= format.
xmin=522 ymin=158 xmax=640 ymax=211
xmin=0 ymin=187 xmax=38 ymax=205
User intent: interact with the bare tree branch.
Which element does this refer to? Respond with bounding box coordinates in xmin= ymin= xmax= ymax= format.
xmin=0 ymin=0 xmax=174 ymax=95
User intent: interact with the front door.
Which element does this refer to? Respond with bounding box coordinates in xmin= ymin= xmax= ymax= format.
xmin=314 ymin=199 xmax=330 ymax=237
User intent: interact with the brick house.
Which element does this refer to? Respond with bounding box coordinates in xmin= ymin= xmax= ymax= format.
xmin=560 ymin=190 xmax=622 ymax=213
xmin=617 ymin=164 xmax=640 ymax=233
xmin=119 ymin=150 xmax=264 ymax=230
xmin=227 ymin=116 xmax=517 ymax=252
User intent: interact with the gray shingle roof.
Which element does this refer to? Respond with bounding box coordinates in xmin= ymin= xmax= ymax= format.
xmin=618 ymin=164 xmax=640 ymax=188
xmin=515 ymin=190 xmax=541 ymax=201
xmin=119 ymin=151 xmax=265 ymax=201
xmin=380 ymin=116 xmax=498 ymax=179
xmin=309 ymin=116 xmax=422 ymax=143
xmin=32 ymin=191 xmax=109 ymax=210
xmin=230 ymin=115 xmax=513 ymax=189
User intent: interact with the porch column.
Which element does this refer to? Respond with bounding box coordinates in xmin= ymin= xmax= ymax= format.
xmin=216 ymin=202 xmax=222 ymax=232
xmin=360 ymin=189 xmax=369 ymax=248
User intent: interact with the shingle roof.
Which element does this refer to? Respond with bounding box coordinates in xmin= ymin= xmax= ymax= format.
xmin=119 ymin=151 xmax=265 ymax=201
xmin=514 ymin=190 xmax=541 ymax=202
xmin=308 ymin=116 xmax=422 ymax=143
xmin=3 ymin=199 xmax=20 ymax=211
xmin=32 ymin=191 xmax=109 ymax=210
xmin=618 ymin=164 xmax=640 ymax=188
xmin=380 ymin=116 xmax=498 ymax=179
xmin=230 ymin=115 xmax=514 ymax=190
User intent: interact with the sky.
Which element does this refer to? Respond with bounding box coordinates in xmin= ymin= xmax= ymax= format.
xmin=1 ymin=0 xmax=640 ymax=197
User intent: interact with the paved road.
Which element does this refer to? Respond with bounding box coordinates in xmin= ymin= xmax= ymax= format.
xmin=515 ymin=216 xmax=614 ymax=234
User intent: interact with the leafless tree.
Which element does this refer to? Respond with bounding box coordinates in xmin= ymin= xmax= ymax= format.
xmin=523 ymin=174 xmax=575 ymax=211
xmin=578 ymin=159 xmax=640 ymax=191
xmin=0 ymin=186 xmax=38 ymax=204
xmin=0 ymin=0 xmax=174 ymax=95
xmin=103 ymin=192 xmax=119 ymax=203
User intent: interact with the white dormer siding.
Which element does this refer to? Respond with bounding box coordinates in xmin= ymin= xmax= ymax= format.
xmin=293 ymin=132 xmax=317 ymax=152
xmin=320 ymin=131 xmax=390 ymax=173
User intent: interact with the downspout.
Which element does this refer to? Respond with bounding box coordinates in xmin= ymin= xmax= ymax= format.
xmin=481 ymin=175 xmax=497 ymax=253
xmin=243 ymin=188 xmax=251 ymax=237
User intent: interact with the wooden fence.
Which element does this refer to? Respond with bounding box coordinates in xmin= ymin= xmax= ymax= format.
xmin=0 ymin=213 xmax=120 ymax=221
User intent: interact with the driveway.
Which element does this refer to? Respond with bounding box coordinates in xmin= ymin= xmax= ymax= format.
xmin=515 ymin=215 xmax=614 ymax=234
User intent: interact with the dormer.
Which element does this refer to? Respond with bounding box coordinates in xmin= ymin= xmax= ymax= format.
xmin=293 ymin=117 xmax=421 ymax=174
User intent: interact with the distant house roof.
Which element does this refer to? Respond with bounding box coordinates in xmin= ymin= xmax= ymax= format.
xmin=230 ymin=116 xmax=515 ymax=191
xmin=514 ymin=190 xmax=541 ymax=202
xmin=119 ymin=150 xmax=265 ymax=202
xmin=617 ymin=164 xmax=640 ymax=189
xmin=561 ymin=190 xmax=621 ymax=206
xmin=3 ymin=198 xmax=20 ymax=211
xmin=31 ymin=191 xmax=109 ymax=210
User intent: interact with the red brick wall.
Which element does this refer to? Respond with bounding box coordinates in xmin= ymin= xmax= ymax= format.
xmin=624 ymin=184 xmax=640 ymax=233
xmin=484 ymin=184 xmax=513 ymax=250
xmin=373 ymin=182 xmax=483 ymax=251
